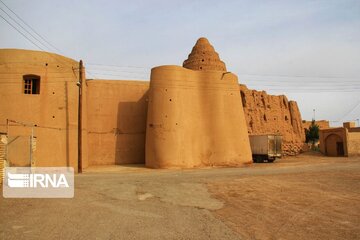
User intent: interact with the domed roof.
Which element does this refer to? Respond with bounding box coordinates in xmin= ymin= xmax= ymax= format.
xmin=183 ymin=37 xmax=226 ymax=71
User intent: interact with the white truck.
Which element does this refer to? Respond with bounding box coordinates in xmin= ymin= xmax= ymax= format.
xmin=249 ymin=135 xmax=282 ymax=163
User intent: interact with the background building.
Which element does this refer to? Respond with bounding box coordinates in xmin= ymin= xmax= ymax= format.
xmin=319 ymin=122 xmax=360 ymax=157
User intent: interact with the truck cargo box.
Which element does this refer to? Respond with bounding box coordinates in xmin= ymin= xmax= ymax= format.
xmin=249 ymin=135 xmax=282 ymax=162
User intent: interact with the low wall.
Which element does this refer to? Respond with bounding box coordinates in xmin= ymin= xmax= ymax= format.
xmin=86 ymin=80 xmax=149 ymax=166
xmin=348 ymin=130 xmax=360 ymax=156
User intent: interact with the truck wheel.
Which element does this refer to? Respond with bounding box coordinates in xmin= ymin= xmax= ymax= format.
xmin=254 ymin=156 xmax=263 ymax=163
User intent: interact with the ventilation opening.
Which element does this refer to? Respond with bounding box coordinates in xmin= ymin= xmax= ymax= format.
xmin=263 ymin=114 xmax=267 ymax=121
xmin=199 ymin=66 xmax=202 ymax=70
xmin=202 ymin=59 xmax=204 ymax=62
xmin=285 ymin=116 xmax=289 ymax=121
xmin=23 ymin=75 xmax=40 ymax=94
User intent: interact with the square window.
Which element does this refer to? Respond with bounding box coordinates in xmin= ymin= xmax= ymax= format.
xmin=23 ymin=75 xmax=40 ymax=94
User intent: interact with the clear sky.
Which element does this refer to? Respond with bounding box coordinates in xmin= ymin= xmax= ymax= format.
xmin=1 ymin=0 xmax=359 ymax=125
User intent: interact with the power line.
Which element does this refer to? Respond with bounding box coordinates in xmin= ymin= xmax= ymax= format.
xmin=88 ymin=72 xmax=148 ymax=77
xmin=0 ymin=0 xmax=96 ymax=80
xmin=0 ymin=3 xmax=358 ymax=93
xmin=0 ymin=0 xmax=62 ymax=54
xmin=243 ymin=79 xmax=360 ymax=83
xmin=239 ymin=73 xmax=359 ymax=80
xmin=0 ymin=12 xmax=77 ymax=71
xmin=87 ymin=68 xmax=149 ymax=74
xmin=0 ymin=13 xmax=47 ymax=52
xmin=87 ymin=63 xmax=149 ymax=69
xmin=0 ymin=5 xmax=50 ymax=51
xmin=0 ymin=3 xmax=82 ymax=77
xmin=339 ymin=100 xmax=360 ymax=121
xmin=86 ymin=63 xmax=359 ymax=80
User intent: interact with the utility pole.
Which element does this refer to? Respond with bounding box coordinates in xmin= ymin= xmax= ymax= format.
xmin=313 ymin=109 xmax=316 ymax=121
xmin=77 ymin=60 xmax=83 ymax=173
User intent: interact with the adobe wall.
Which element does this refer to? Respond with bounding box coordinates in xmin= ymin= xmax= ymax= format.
xmin=347 ymin=132 xmax=360 ymax=156
xmin=343 ymin=122 xmax=356 ymax=129
xmin=0 ymin=49 xmax=81 ymax=170
xmin=347 ymin=127 xmax=360 ymax=156
xmin=146 ymin=65 xmax=252 ymax=168
xmin=239 ymin=84 xmax=305 ymax=155
xmin=86 ymin=80 xmax=149 ymax=165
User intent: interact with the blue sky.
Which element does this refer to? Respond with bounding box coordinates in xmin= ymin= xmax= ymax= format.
xmin=1 ymin=0 xmax=359 ymax=125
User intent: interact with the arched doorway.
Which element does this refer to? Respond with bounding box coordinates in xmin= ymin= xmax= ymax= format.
xmin=325 ymin=134 xmax=344 ymax=156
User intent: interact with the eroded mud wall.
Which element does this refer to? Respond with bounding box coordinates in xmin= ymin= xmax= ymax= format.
xmin=239 ymin=84 xmax=305 ymax=155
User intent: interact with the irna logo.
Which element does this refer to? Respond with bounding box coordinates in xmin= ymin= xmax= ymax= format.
xmin=7 ymin=172 xmax=69 ymax=188
xmin=3 ymin=167 xmax=74 ymax=198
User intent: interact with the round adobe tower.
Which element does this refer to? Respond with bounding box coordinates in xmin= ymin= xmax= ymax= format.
xmin=146 ymin=38 xmax=252 ymax=168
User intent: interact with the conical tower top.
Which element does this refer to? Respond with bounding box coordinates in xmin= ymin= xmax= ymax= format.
xmin=183 ymin=37 xmax=226 ymax=71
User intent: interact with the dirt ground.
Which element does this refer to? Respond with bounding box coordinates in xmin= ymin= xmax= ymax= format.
xmin=208 ymin=153 xmax=360 ymax=240
xmin=1 ymin=152 xmax=360 ymax=240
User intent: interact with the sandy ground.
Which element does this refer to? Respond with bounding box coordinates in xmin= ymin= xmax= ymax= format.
xmin=1 ymin=152 xmax=359 ymax=239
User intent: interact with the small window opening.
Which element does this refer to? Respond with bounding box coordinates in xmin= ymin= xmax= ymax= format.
xmin=23 ymin=75 xmax=40 ymax=94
